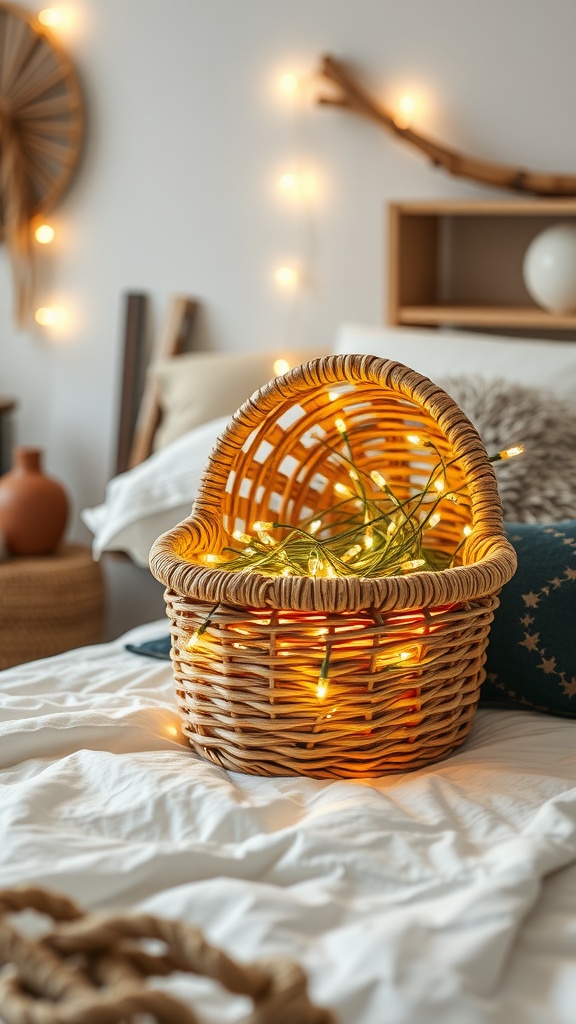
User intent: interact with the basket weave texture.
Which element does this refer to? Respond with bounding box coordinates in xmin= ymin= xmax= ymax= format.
xmin=150 ymin=355 xmax=517 ymax=779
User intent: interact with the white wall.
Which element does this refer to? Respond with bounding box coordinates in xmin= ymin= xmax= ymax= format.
xmin=1 ymin=0 xmax=575 ymax=627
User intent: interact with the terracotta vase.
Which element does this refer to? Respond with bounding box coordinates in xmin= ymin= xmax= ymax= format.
xmin=0 ymin=447 xmax=69 ymax=555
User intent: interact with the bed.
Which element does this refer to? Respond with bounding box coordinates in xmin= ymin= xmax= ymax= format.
xmin=3 ymin=322 xmax=576 ymax=1023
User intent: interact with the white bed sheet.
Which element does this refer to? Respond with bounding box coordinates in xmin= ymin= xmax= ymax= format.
xmin=1 ymin=621 xmax=576 ymax=1024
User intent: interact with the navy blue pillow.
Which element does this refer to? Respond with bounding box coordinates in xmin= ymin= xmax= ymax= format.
xmin=126 ymin=635 xmax=171 ymax=660
xmin=481 ymin=520 xmax=576 ymax=717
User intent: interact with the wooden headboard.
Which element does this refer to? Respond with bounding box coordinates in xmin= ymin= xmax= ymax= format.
xmin=115 ymin=293 xmax=198 ymax=475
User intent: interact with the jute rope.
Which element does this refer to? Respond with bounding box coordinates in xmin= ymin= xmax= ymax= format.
xmin=0 ymin=886 xmax=334 ymax=1024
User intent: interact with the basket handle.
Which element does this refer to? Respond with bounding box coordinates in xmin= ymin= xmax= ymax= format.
xmin=149 ymin=354 xmax=517 ymax=609
xmin=191 ymin=353 xmax=500 ymax=527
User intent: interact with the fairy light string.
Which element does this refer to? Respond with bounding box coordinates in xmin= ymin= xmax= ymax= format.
xmin=185 ymin=603 xmax=220 ymax=652
xmin=187 ymin=421 xmax=524 ymax=696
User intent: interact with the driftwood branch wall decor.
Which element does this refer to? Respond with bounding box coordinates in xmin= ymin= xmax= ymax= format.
xmin=318 ymin=55 xmax=576 ymax=198
xmin=0 ymin=3 xmax=84 ymax=326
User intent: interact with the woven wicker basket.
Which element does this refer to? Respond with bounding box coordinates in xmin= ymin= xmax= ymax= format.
xmin=150 ymin=354 xmax=517 ymax=779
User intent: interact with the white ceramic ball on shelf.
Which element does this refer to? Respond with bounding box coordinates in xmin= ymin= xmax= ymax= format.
xmin=523 ymin=221 xmax=576 ymax=313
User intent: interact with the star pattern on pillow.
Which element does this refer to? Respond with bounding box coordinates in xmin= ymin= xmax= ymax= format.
xmin=512 ymin=530 xmax=576 ymax=696
xmin=482 ymin=521 xmax=576 ymax=715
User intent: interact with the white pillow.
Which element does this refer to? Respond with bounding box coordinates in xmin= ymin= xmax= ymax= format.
xmin=333 ymin=324 xmax=576 ymax=401
xmin=152 ymin=347 xmax=328 ymax=449
xmin=82 ymin=416 xmax=229 ymax=568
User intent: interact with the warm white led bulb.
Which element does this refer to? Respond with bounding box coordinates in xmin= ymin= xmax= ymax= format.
xmin=334 ymin=482 xmax=353 ymax=498
xmin=316 ymin=678 xmax=328 ymax=700
xmin=279 ymin=72 xmax=300 ymax=96
xmin=426 ymin=512 xmax=441 ymax=530
xmin=395 ymin=94 xmax=416 ymax=128
xmin=342 ymin=544 xmax=362 ymax=563
xmin=34 ymin=306 xmax=59 ymax=326
xmin=370 ymin=470 xmax=387 ymax=490
xmin=274 ymin=265 xmax=297 ymax=288
xmin=38 ymin=8 xmax=64 ymax=26
xmin=502 ymin=445 xmax=524 ymax=460
xmin=401 ymin=558 xmax=426 ymax=572
xmin=233 ymin=530 xmax=252 ymax=544
xmin=34 ymin=223 xmax=55 ymax=244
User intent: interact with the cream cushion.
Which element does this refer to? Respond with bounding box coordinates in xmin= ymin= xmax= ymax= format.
xmin=152 ymin=348 xmax=328 ymax=450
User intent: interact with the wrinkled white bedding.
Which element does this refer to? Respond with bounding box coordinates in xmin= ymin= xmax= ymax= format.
xmin=1 ymin=621 xmax=576 ymax=1024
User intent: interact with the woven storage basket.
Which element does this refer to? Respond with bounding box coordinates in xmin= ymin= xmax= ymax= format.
xmin=150 ymin=354 xmax=517 ymax=779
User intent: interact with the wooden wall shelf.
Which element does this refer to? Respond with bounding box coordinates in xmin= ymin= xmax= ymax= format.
xmin=387 ymin=199 xmax=576 ymax=333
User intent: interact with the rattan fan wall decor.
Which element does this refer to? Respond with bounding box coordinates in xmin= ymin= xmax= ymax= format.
xmin=0 ymin=2 xmax=84 ymax=324
xmin=150 ymin=354 xmax=517 ymax=780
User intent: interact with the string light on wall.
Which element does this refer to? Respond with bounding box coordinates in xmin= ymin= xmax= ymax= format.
xmin=276 ymin=168 xmax=319 ymax=202
xmin=278 ymin=71 xmax=302 ymax=98
xmin=32 ymin=301 xmax=77 ymax=340
xmin=34 ymin=306 xmax=63 ymax=327
xmin=274 ymin=265 xmax=298 ymax=289
xmin=0 ymin=3 xmax=83 ymax=327
xmin=33 ymin=9 xmax=75 ymax=333
xmin=38 ymin=7 xmax=63 ymax=25
xmin=37 ymin=7 xmax=76 ymax=33
xmin=32 ymin=215 xmax=57 ymax=324
xmin=394 ymin=94 xmax=416 ymax=129
xmin=270 ymin=63 xmax=320 ymax=365
xmin=34 ymin=224 xmax=56 ymax=245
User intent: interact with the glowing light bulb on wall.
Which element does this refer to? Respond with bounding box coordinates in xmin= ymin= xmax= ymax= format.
xmin=395 ymin=94 xmax=416 ymax=129
xmin=277 ymin=170 xmax=319 ymax=202
xmin=37 ymin=6 xmax=78 ymax=37
xmin=278 ymin=72 xmax=300 ymax=97
xmin=274 ymin=265 xmax=298 ymax=288
xmin=34 ymin=224 xmax=55 ymax=244
xmin=38 ymin=8 xmax=65 ymax=27
xmin=35 ymin=306 xmax=61 ymax=326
